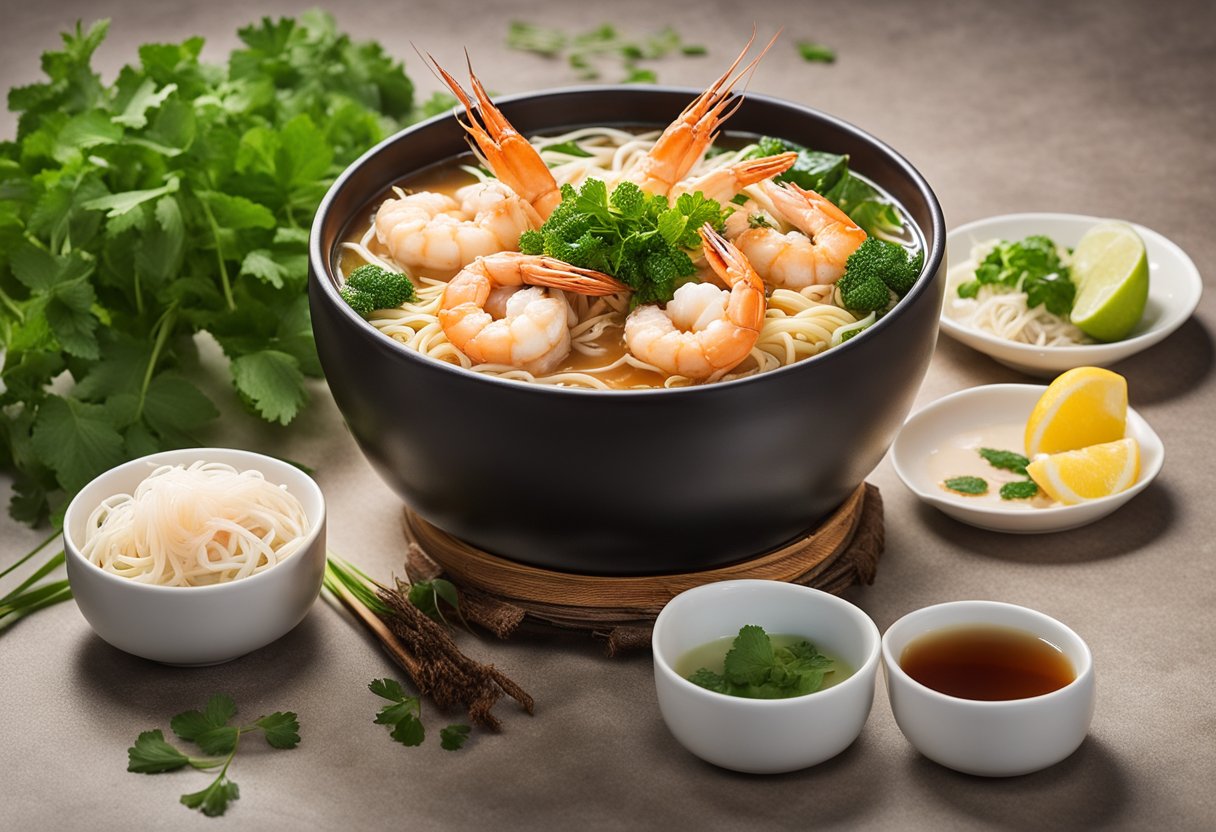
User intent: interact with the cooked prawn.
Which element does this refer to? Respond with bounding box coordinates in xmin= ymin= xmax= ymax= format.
xmin=427 ymin=54 xmax=562 ymax=219
xmin=440 ymin=253 xmax=628 ymax=374
xmin=628 ymin=30 xmax=780 ymax=195
xmin=669 ymin=152 xmax=797 ymax=203
xmin=730 ymin=180 xmax=867 ymax=287
xmin=375 ymin=180 xmax=540 ymax=274
xmin=624 ymin=225 xmax=766 ymax=382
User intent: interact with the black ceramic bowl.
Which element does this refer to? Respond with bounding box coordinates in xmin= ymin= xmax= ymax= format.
xmin=309 ymin=87 xmax=945 ymax=575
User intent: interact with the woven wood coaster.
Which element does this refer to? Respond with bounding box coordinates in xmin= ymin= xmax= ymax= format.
xmin=400 ymin=483 xmax=884 ymax=655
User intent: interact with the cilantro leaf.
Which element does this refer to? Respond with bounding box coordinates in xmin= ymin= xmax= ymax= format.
xmin=967 ymin=236 xmax=1074 ymax=314
xmin=30 ymin=395 xmax=126 ymax=493
xmin=230 ymin=350 xmax=307 ymax=425
xmin=170 ymin=694 xmax=238 ymax=755
xmin=440 ymin=724 xmax=471 ymax=751
xmin=944 ymin=476 xmax=988 ymax=495
xmin=180 ymin=775 xmax=240 ymax=817
xmin=1000 ymin=480 xmax=1039 ymax=500
xmin=369 ymin=677 xmax=427 ymax=747
xmin=255 ymin=712 xmax=301 ymax=749
xmin=723 ymin=625 xmax=775 ymax=686
xmin=369 ymin=677 xmax=406 ymax=702
xmin=978 ymin=448 xmax=1030 ymax=476
xmin=127 ymin=729 xmax=192 ymax=773
xmin=687 ymin=668 xmax=730 ymax=694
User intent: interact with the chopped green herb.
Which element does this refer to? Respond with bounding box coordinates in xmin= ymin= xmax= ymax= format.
xmin=1000 ymin=480 xmax=1039 ymax=500
xmin=748 ymin=213 xmax=773 ymax=229
xmin=506 ymin=22 xmax=705 ymax=83
xmin=439 ymin=724 xmax=472 ymax=751
xmin=797 ymin=41 xmax=836 ymax=63
xmin=518 ymin=178 xmax=728 ymax=306
xmin=340 ymin=264 xmax=416 ymax=317
xmin=686 ymin=625 xmax=840 ymax=699
xmin=1 ymin=12 xmax=439 ymax=526
xmin=978 ymin=447 xmax=1030 ymax=476
xmin=126 ymin=693 xmax=299 ymax=818
xmin=963 ymin=236 xmax=1075 ymax=315
xmin=944 ymin=476 xmax=989 ymax=495
xmin=370 ymin=677 xmax=425 ymax=747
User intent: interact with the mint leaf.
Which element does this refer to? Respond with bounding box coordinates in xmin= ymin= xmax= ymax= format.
xmin=687 ymin=668 xmax=730 ymax=694
xmin=944 ymin=476 xmax=988 ymax=495
xmin=978 ymin=448 xmax=1030 ymax=476
xmin=723 ymin=625 xmax=775 ymax=686
xmin=1000 ymin=480 xmax=1039 ymax=500
xmin=439 ymin=724 xmax=471 ymax=751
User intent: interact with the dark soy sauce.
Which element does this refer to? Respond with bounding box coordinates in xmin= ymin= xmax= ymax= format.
xmin=899 ymin=625 xmax=1075 ymax=701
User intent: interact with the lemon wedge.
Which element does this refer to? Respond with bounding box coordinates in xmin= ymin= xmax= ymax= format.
xmin=1026 ymin=438 xmax=1140 ymax=504
xmin=1024 ymin=367 xmax=1127 ymax=457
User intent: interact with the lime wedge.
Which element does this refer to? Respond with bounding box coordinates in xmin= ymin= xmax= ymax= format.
xmin=1069 ymin=221 xmax=1149 ymax=341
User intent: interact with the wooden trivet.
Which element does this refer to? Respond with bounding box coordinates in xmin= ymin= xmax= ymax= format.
xmin=401 ymin=483 xmax=884 ymax=654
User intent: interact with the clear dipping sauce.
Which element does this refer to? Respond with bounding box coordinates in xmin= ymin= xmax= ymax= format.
xmin=899 ymin=624 xmax=1076 ymax=701
xmin=926 ymin=421 xmax=1056 ymax=509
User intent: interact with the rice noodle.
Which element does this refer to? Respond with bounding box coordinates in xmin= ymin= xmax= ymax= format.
xmin=946 ymin=239 xmax=1090 ymax=346
xmin=344 ymin=130 xmax=903 ymax=389
xmin=81 ymin=462 xmax=309 ymax=586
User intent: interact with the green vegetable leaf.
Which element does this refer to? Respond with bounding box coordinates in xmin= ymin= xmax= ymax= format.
xmin=180 ymin=775 xmax=239 ymax=817
xmin=30 ymin=395 xmax=126 ymax=493
xmin=230 ymin=350 xmax=306 ymax=425
xmin=439 ymin=724 xmax=471 ymax=751
xmin=112 ymin=79 xmax=177 ymax=128
xmin=254 ymin=712 xmax=301 ymax=749
xmin=944 ymin=476 xmax=988 ymax=495
xmin=979 ymin=447 xmax=1030 ymax=476
xmin=972 ymin=236 xmax=1074 ymax=315
xmin=81 ymin=175 xmax=180 ymax=218
xmin=797 ymin=41 xmax=836 ymax=63
xmin=128 ymin=730 xmax=192 ymax=774
xmin=687 ymin=668 xmax=730 ymax=694
xmin=390 ymin=714 xmax=426 ymax=747
xmin=369 ymin=678 xmax=426 ymax=747
xmin=1000 ymin=480 xmax=1039 ymax=500
xmin=723 ymin=624 xmax=775 ymax=686
xmin=369 ymin=677 xmax=406 ymax=702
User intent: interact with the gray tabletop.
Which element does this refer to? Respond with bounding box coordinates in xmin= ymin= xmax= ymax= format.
xmin=3 ymin=0 xmax=1214 ymax=829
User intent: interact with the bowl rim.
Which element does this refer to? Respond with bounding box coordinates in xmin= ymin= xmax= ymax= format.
xmin=890 ymin=382 xmax=1164 ymax=522
xmin=940 ymin=211 xmax=1203 ymax=358
xmin=63 ymin=447 xmax=326 ymax=594
xmin=651 ymin=579 xmax=882 ymax=708
xmin=880 ymin=599 xmax=1094 ymax=708
xmin=309 ymin=84 xmax=946 ymax=398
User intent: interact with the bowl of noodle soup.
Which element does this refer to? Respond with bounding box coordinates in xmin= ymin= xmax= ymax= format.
xmin=309 ymin=86 xmax=946 ymax=574
xmin=941 ymin=212 xmax=1202 ymax=376
xmin=63 ymin=448 xmax=326 ymax=666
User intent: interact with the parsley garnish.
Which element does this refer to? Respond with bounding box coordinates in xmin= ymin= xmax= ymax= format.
xmin=126 ymin=694 xmax=299 ymax=818
xmin=506 ymin=22 xmax=705 ymax=83
xmin=518 ymin=179 xmax=727 ymax=306
xmin=370 ymin=678 xmax=471 ymax=751
xmin=687 ymin=625 xmax=838 ymax=699
xmin=0 ymin=13 xmax=439 ymax=527
xmin=957 ymin=236 xmax=1075 ymax=315
xmin=944 ymin=476 xmax=989 ymax=495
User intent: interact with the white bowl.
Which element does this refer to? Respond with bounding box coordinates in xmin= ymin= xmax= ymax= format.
xmin=64 ymin=448 xmax=327 ymax=666
xmin=882 ymin=600 xmax=1095 ymax=777
xmin=890 ymin=383 xmax=1163 ymax=533
xmin=941 ymin=212 xmax=1202 ymax=376
xmin=651 ymin=580 xmax=881 ymax=774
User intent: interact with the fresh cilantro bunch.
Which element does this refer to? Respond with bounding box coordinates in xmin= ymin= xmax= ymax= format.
xmin=744 ymin=136 xmax=904 ymax=237
xmin=957 ymin=235 xmax=1074 ymax=315
xmin=518 ymin=179 xmax=726 ymax=306
xmin=369 ymin=677 xmax=470 ymax=751
xmin=688 ymin=625 xmax=839 ymax=699
xmin=507 ymin=22 xmax=706 ymax=83
xmin=0 ymin=13 xmax=425 ymax=525
xmin=126 ymin=693 xmax=300 ymax=818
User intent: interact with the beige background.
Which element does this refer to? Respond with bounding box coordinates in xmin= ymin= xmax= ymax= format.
xmin=2 ymin=0 xmax=1214 ymax=829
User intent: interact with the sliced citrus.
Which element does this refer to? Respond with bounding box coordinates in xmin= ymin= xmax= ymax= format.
xmin=1024 ymin=367 xmax=1127 ymax=457
xmin=1070 ymin=221 xmax=1149 ymax=341
xmin=1026 ymin=438 xmax=1140 ymax=504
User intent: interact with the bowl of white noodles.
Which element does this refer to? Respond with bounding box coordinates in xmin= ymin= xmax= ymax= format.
xmin=63 ymin=448 xmax=326 ymax=666
xmin=941 ymin=212 xmax=1202 ymax=376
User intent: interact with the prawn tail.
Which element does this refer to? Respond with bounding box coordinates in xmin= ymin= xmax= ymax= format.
xmin=522 ymin=259 xmax=630 ymax=297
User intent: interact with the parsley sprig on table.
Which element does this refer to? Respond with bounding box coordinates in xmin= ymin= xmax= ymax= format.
xmin=0 ymin=12 xmax=427 ymax=526
xmin=688 ymin=625 xmax=838 ymax=699
xmin=370 ymin=678 xmax=470 ymax=751
xmin=518 ymin=179 xmax=727 ymax=306
xmin=126 ymin=694 xmax=300 ymax=818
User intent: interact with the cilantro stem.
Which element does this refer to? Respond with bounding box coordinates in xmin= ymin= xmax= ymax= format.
xmin=0 ymin=530 xmax=59 ymax=581
xmin=199 ymin=198 xmax=236 ymax=311
xmin=0 ymin=285 xmax=23 ymax=320
xmin=136 ymin=305 xmax=178 ymax=420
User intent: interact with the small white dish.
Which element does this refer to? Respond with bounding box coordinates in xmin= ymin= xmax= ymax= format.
xmin=890 ymin=384 xmax=1163 ymax=533
xmin=941 ymin=212 xmax=1202 ymax=376
xmin=882 ymin=600 xmax=1095 ymax=777
xmin=651 ymin=580 xmax=881 ymax=774
xmin=64 ymin=448 xmax=327 ymax=666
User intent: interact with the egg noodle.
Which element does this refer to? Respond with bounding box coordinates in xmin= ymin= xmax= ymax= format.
xmin=341 ymin=129 xmax=860 ymax=389
xmin=81 ymin=462 xmax=309 ymax=586
xmin=946 ymin=239 xmax=1090 ymax=347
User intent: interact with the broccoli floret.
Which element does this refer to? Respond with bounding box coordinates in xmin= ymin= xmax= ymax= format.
xmin=837 ymin=238 xmax=923 ymax=311
xmin=340 ymin=264 xmax=416 ymax=317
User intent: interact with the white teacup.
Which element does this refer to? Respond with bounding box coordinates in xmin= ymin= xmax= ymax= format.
xmin=881 ymin=600 xmax=1095 ymax=777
